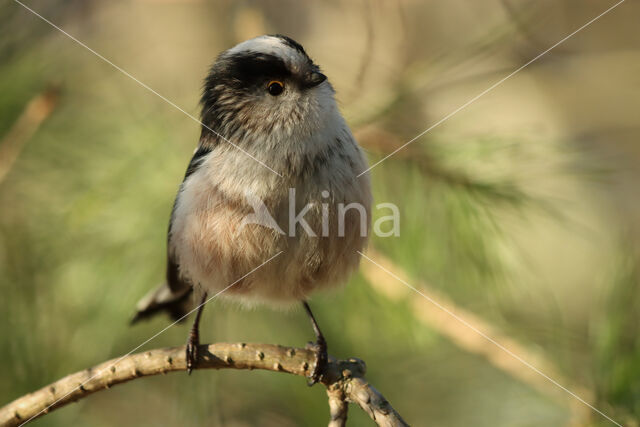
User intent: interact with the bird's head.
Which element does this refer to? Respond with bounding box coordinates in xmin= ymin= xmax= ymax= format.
xmin=199 ymin=35 xmax=336 ymax=148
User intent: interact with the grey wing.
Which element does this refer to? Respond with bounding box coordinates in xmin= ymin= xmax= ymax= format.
xmin=131 ymin=145 xmax=213 ymax=324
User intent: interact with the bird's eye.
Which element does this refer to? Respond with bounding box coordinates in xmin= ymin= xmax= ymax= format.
xmin=267 ymin=80 xmax=284 ymax=96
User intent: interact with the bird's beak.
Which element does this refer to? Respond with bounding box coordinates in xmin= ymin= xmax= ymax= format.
xmin=304 ymin=71 xmax=327 ymax=88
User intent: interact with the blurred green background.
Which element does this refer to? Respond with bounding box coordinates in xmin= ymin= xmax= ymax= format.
xmin=1 ymin=0 xmax=639 ymax=425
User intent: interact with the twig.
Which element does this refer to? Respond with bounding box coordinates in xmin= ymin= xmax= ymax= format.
xmin=361 ymin=248 xmax=593 ymax=425
xmin=327 ymin=386 xmax=349 ymax=427
xmin=0 ymin=85 xmax=59 ymax=184
xmin=0 ymin=343 xmax=409 ymax=427
xmin=498 ymin=0 xmax=574 ymax=54
xmin=342 ymin=0 xmax=375 ymax=104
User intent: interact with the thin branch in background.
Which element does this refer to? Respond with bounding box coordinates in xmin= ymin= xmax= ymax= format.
xmin=0 ymin=343 xmax=409 ymax=427
xmin=0 ymin=85 xmax=59 ymax=184
xmin=342 ymin=0 xmax=375 ymax=104
xmin=498 ymin=0 xmax=575 ymax=54
xmin=360 ymin=247 xmax=594 ymax=425
xmin=355 ymin=126 xmax=533 ymax=207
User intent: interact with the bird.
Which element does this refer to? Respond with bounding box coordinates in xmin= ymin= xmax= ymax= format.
xmin=131 ymin=34 xmax=371 ymax=384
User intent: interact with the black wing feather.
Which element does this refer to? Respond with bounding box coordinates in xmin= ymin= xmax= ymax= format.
xmin=131 ymin=145 xmax=213 ymax=323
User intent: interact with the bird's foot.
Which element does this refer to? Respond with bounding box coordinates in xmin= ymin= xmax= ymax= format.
xmin=306 ymin=337 xmax=327 ymax=386
xmin=186 ymin=328 xmax=200 ymax=375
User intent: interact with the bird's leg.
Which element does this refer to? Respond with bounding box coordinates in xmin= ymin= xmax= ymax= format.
xmin=302 ymin=301 xmax=328 ymax=385
xmin=186 ymin=292 xmax=207 ymax=375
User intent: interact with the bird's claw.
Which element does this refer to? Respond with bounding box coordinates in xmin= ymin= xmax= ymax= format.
xmin=186 ymin=331 xmax=199 ymax=375
xmin=306 ymin=338 xmax=327 ymax=386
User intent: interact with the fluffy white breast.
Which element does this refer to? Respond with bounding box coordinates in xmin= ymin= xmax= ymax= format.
xmin=169 ymin=122 xmax=371 ymax=306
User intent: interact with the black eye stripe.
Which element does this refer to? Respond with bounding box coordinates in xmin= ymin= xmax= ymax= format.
xmin=225 ymin=52 xmax=290 ymax=85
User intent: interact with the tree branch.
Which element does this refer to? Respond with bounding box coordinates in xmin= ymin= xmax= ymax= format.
xmin=0 ymin=343 xmax=409 ymax=427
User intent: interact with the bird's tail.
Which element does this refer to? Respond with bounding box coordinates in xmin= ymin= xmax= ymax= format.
xmin=130 ymin=282 xmax=193 ymax=325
